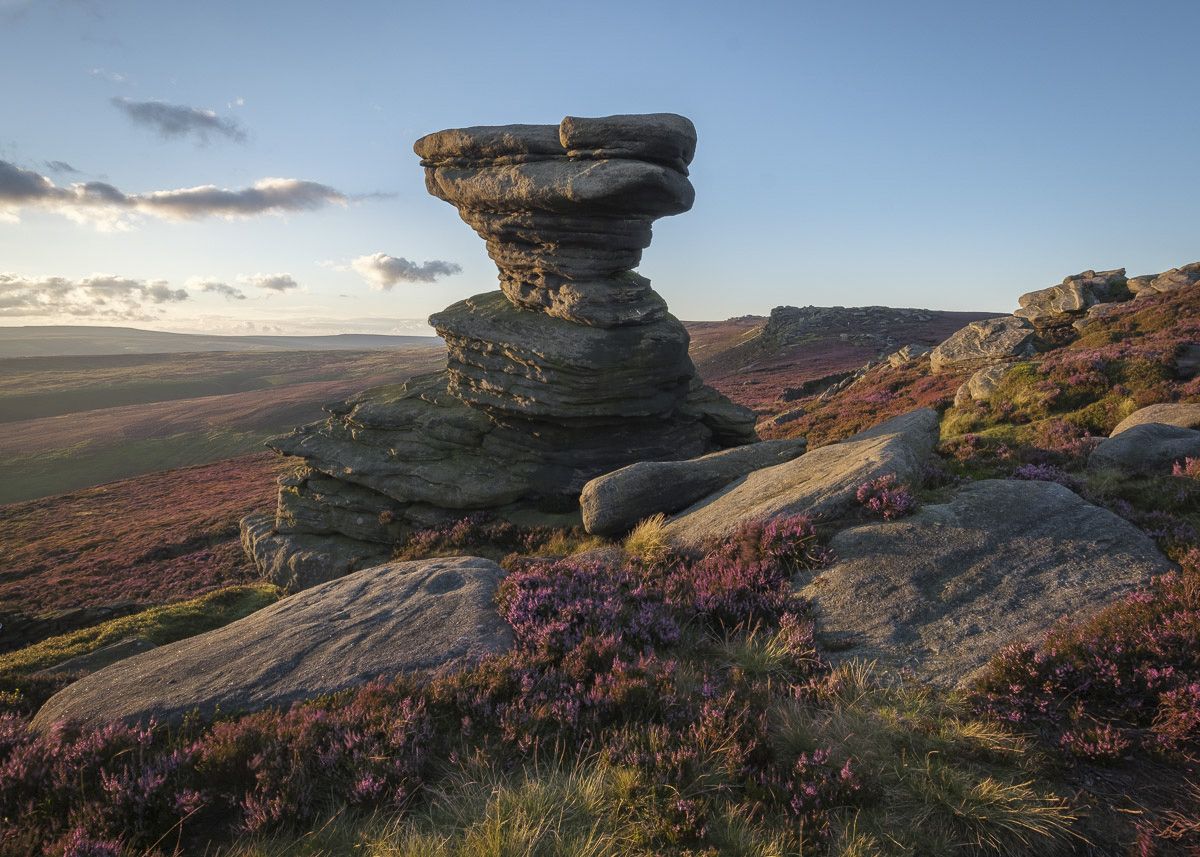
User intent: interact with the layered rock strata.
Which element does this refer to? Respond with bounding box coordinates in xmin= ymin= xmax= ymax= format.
xmin=243 ymin=114 xmax=755 ymax=588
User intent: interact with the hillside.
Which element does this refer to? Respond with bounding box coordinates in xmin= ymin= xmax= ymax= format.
xmin=0 ymin=325 xmax=437 ymax=358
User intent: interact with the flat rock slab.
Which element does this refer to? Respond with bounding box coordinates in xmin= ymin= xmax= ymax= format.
xmin=33 ymin=556 xmax=512 ymax=731
xmin=581 ymin=438 xmax=807 ymax=536
xmin=663 ymin=409 xmax=939 ymax=548
xmin=1111 ymin=403 xmax=1200 ymax=436
xmin=1089 ymin=422 xmax=1200 ymax=475
xmin=798 ymin=479 xmax=1173 ymax=686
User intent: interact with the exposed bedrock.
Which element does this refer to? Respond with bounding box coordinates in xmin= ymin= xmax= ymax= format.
xmin=243 ymin=114 xmax=756 ymax=588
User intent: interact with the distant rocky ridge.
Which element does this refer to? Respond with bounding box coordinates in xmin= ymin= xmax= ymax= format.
xmin=242 ymin=114 xmax=756 ymax=589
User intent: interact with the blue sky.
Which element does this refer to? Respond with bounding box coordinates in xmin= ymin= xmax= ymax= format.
xmin=0 ymin=0 xmax=1196 ymax=335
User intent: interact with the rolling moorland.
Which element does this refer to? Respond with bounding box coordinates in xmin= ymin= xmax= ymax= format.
xmin=0 ymin=278 xmax=1198 ymax=856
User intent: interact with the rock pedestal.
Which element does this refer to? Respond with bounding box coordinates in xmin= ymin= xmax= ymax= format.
xmin=242 ymin=114 xmax=756 ymax=589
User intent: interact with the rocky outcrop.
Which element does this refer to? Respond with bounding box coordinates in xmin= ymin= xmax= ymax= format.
xmin=797 ymin=479 xmax=1173 ymax=686
xmin=663 ymin=409 xmax=938 ymax=548
xmin=1111 ymin=403 xmax=1200 ymax=436
xmin=1014 ymin=268 xmax=1128 ymax=334
xmin=1088 ymin=423 xmax=1200 ymax=475
xmin=580 ymin=438 xmax=807 ymax=536
xmin=886 ymin=343 xmax=932 ymax=368
xmin=1128 ymin=262 xmax=1200 ymax=297
xmin=930 ymin=316 xmax=1037 ymax=374
xmin=33 ymin=557 xmax=511 ymax=731
xmin=244 ymin=115 xmax=755 ymax=586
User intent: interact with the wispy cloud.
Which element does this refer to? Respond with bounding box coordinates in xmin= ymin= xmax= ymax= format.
xmin=88 ymin=67 xmax=129 ymax=85
xmin=239 ymin=273 xmax=298 ymax=293
xmin=350 ymin=252 xmax=462 ymax=289
xmin=111 ymin=97 xmax=247 ymax=144
xmin=0 ymin=273 xmax=188 ymax=319
xmin=43 ymin=160 xmax=81 ymax=175
xmin=0 ymin=159 xmax=349 ymax=230
xmin=191 ymin=279 xmax=247 ymax=301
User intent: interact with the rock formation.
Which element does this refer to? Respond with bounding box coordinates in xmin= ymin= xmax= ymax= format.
xmin=34 ymin=557 xmax=512 ymax=731
xmin=242 ymin=114 xmax=755 ymax=588
xmin=929 ymin=316 xmax=1037 ymax=373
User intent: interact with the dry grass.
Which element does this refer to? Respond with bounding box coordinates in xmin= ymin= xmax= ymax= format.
xmin=622 ymin=514 xmax=672 ymax=567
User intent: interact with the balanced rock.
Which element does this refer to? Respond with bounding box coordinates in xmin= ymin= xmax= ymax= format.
xmin=244 ymin=115 xmax=755 ymax=586
xmin=930 ymin=316 xmax=1037 ymax=374
xmin=33 ymin=556 xmax=511 ymax=731
xmin=1088 ymin=422 xmax=1200 ymax=475
xmin=663 ymin=408 xmax=938 ymax=548
xmin=797 ymin=479 xmax=1173 ymax=686
xmin=581 ymin=438 xmax=807 ymax=536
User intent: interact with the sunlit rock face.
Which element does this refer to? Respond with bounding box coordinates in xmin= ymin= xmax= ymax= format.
xmin=243 ymin=114 xmax=756 ymax=589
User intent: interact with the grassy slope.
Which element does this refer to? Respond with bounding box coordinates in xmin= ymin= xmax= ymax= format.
xmin=0 ymin=346 xmax=444 ymax=504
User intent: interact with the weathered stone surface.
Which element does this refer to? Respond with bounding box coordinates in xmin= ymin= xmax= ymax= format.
xmin=241 ymin=512 xmax=391 ymax=592
xmin=581 ymin=439 xmax=807 ymax=536
xmin=431 ymin=291 xmax=695 ymax=419
xmin=797 ymin=479 xmax=1172 ymax=686
xmin=930 ymin=316 xmax=1037 ymax=373
xmin=664 ymin=409 xmax=938 ymax=548
xmin=1014 ymin=268 xmax=1127 ymax=330
xmin=33 ymin=556 xmax=512 ymax=731
xmin=1129 ymin=261 xmax=1200 ymax=297
xmin=33 ymin=637 xmax=156 ymax=680
xmin=886 ymin=343 xmax=931 ymax=368
xmin=1111 ymin=403 xmax=1200 ymax=436
xmin=954 ymin=362 xmax=1017 ymax=406
xmin=1088 ymin=423 xmax=1200 ymax=475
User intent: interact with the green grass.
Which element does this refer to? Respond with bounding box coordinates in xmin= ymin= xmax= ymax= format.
xmin=0 ymin=583 xmax=280 ymax=712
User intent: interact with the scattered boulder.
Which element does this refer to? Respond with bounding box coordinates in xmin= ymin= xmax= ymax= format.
xmin=798 ymin=479 xmax=1173 ymax=686
xmin=663 ymin=409 xmax=938 ymax=548
xmin=930 ymin=316 xmax=1037 ymax=374
xmin=33 ymin=556 xmax=512 ymax=731
xmin=954 ymin=362 xmax=1018 ymax=406
xmin=581 ymin=438 xmax=807 ymax=535
xmin=1088 ymin=423 xmax=1200 ymax=475
xmin=1111 ymin=403 xmax=1200 ymax=436
xmin=886 ymin=343 xmax=932 ymax=368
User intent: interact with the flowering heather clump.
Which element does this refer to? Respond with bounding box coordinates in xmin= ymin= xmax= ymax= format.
xmin=1173 ymin=457 xmax=1200 ymax=479
xmin=1012 ymin=462 xmax=1082 ymax=492
xmin=855 ymin=473 xmax=917 ymax=520
xmin=971 ymin=553 xmax=1200 ymax=759
xmin=398 ymin=512 xmax=550 ymax=559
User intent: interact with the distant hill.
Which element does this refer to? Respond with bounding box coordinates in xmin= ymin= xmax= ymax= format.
xmin=0 ymin=325 xmax=439 ymax=358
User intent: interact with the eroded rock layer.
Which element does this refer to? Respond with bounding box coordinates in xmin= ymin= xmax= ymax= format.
xmin=244 ymin=114 xmax=756 ymax=588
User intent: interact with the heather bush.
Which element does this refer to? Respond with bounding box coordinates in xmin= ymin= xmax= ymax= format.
xmin=395 ymin=512 xmax=595 ymax=563
xmin=855 ymin=473 xmax=917 ymax=520
xmin=971 ymin=553 xmax=1200 ymax=760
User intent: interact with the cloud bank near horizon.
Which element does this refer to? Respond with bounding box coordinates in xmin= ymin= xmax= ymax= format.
xmin=0 ymin=159 xmax=349 ymax=230
xmin=0 ymin=273 xmax=188 ymax=320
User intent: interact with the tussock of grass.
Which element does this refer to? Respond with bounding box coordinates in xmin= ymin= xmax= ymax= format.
xmin=770 ymin=662 xmax=1078 ymax=855
xmin=622 ymin=513 xmax=672 ymax=566
xmin=0 ymin=583 xmax=280 ymax=707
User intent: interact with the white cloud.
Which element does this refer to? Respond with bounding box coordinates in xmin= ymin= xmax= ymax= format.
xmin=350 ymin=252 xmax=462 ymax=289
xmin=0 ymin=273 xmax=188 ymax=319
xmin=238 ymin=273 xmax=299 ymax=293
xmin=0 ymin=159 xmax=349 ymax=230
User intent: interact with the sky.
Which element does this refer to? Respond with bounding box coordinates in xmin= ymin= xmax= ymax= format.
xmin=0 ymin=0 xmax=1197 ymax=336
